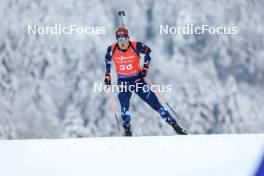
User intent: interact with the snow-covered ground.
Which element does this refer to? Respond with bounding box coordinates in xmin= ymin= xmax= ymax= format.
xmin=0 ymin=134 xmax=264 ymax=176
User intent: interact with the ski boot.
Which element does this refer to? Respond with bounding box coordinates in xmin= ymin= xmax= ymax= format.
xmin=170 ymin=119 xmax=189 ymax=135
xmin=121 ymin=107 xmax=132 ymax=137
xmin=159 ymin=107 xmax=189 ymax=135
xmin=123 ymin=124 xmax=132 ymax=137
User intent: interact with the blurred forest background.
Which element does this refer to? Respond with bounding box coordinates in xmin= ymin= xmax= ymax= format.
xmin=0 ymin=0 xmax=263 ymax=139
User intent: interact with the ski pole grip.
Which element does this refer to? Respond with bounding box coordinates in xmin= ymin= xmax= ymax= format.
xmin=118 ymin=11 xmax=125 ymax=16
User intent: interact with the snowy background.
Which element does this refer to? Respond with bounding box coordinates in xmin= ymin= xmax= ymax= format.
xmin=0 ymin=0 xmax=264 ymax=139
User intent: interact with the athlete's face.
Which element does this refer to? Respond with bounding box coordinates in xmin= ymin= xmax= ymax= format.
xmin=117 ymin=37 xmax=129 ymax=50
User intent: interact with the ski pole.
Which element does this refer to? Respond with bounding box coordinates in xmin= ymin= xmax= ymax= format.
xmin=106 ymin=88 xmax=121 ymax=131
xmin=144 ymin=78 xmax=184 ymax=123
xmin=118 ymin=11 xmax=125 ymax=27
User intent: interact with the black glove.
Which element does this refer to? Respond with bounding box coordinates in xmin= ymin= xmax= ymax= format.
xmin=104 ymin=73 xmax=111 ymax=85
xmin=141 ymin=64 xmax=149 ymax=77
